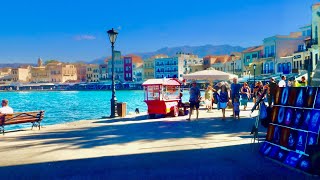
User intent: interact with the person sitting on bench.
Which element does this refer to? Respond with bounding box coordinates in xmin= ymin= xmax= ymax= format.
xmin=0 ymin=99 xmax=13 ymax=114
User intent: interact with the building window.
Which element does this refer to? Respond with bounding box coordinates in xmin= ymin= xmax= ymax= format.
xmin=265 ymin=63 xmax=269 ymax=73
xmin=270 ymin=45 xmax=275 ymax=56
xmin=265 ymin=47 xmax=269 ymax=57
xmin=298 ymin=45 xmax=304 ymax=51
xmin=269 ymin=62 xmax=274 ymax=72
xmin=246 ymin=56 xmax=250 ymax=63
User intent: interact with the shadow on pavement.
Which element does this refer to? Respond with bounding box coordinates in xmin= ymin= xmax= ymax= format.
xmin=2 ymin=115 xmax=266 ymax=151
xmin=0 ymin=143 xmax=315 ymax=180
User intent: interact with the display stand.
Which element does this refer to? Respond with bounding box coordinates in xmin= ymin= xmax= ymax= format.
xmin=250 ymin=93 xmax=268 ymax=145
xmin=260 ymin=87 xmax=320 ymax=175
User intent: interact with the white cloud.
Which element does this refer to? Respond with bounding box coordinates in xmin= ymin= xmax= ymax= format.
xmin=74 ymin=35 xmax=96 ymax=41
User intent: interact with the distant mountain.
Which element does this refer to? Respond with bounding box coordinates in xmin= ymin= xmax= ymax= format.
xmin=0 ymin=63 xmax=36 ymax=68
xmin=90 ymin=44 xmax=246 ymax=64
xmin=90 ymin=58 xmax=107 ymax=65
xmin=136 ymin=44 xmax=246 ymax=59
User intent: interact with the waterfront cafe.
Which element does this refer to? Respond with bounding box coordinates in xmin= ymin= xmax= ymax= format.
xmin=0 ymin=83 xmax=55 ymax=91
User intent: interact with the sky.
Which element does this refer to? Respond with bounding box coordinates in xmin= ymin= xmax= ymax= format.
xmin=0 ymin=0 xmax=317 ymax=63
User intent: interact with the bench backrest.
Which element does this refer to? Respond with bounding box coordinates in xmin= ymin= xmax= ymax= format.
xmin=0 ymin=111 xmax=45 ymax=126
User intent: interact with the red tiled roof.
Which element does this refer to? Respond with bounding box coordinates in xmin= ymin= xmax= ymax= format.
xmin=242 ymin=46 xmax=263 ymax=53
xmin=204 ymin=55 xmax=230 ymax=64
xmin=215 ymin=55 xmax=230 ymax=63
xmin=124 ymin=54 xmax=143 ymax=64
xmin=313 ymin=3 xmax=320 ymax=7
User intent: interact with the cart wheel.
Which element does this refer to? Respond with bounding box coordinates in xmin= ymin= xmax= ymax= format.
xmin=149 ymin=114 xmax=156 ymax=119
xmin=172 ymin=106 xmax=179 ymax=117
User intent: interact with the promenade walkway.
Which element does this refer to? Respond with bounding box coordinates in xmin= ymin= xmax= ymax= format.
xmin=0 ymin=103 xmax=318 ymax=179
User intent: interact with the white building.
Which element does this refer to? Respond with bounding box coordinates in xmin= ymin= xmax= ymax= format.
xmin=178 ymin=53 xmax=203 ymax=74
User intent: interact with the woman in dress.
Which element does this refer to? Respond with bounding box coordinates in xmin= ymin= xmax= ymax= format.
xmin=240 ymin=82 xmax=251 ymax=110
xmin=204 ymin=85 xmax=213 ymax=112
xmin=219 ymin=84 xmax=229 ymax=120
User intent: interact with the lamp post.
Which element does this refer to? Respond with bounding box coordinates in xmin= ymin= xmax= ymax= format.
xmin=107 ymin=28 xmax=119 ymax=118
xmin=253 ymin=64 xmax=256 ymax=86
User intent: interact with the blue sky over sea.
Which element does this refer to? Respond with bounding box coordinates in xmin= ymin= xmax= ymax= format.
xmin=0 ymin=0 xmax=317 ymax=63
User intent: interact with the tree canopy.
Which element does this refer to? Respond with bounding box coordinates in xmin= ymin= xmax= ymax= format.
xmin=45 ymin=60 xmax=60 ymax=65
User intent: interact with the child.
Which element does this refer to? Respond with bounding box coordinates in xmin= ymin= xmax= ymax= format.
xmin=233 ymin=98 xmax=240 ymax=120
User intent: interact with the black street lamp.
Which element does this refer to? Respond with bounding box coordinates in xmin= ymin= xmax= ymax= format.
xmin=253 ymin=64 xmax=256 ymax=86
xmin=107 ymin=28 xmax=119 ymax=118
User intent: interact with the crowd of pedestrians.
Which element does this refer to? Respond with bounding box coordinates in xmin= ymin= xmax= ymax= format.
xmin=187 ymin=75 xmax=307 ymax=121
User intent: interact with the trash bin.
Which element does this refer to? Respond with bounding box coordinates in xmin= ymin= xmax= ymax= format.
xmin=117 ymin=102 xmax=127 ymax=117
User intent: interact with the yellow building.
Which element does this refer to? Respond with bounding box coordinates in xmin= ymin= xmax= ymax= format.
xmin=46 ymin=62 xmax=77 ymax=83
xmin=0 ymin=67 xmax=12 ymax=77
xmin=143 ymin=54 xmax=168 ymax=80
xmin=86 ymin=64 xmax=100 ymax=82
xmin=11 ymin=66 xmax=31 ymax=83
xmin=30 ymin=66 xmax=49 ymax=83
xmin=189 ymin=64 xmax=204 ymax=73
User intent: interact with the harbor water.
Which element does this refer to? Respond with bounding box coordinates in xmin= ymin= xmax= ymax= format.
xmin=0 ymin=90 xmax=193 ymax=130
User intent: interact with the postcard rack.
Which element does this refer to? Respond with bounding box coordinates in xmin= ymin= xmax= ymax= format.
xmin=260 ymin=87 xmax=320 ymax=174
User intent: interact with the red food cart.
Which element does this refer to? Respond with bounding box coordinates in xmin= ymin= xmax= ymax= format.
xmin=142 ymin=78 xmax=182 ymax=118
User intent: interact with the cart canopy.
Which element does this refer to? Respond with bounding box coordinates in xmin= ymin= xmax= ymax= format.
xmin=142 ymin=78 xmax=181 ymax=86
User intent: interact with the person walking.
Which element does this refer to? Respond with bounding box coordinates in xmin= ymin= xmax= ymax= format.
xmin=219 ymin=85 xmax=229 ymax=120
xmin=230 ymin=78 xmax=241 ymax=116
xmin=253 ymin=81 xmax=264 ymax=110
xmin=240 ymin=82 xmax=251 ymax=110
xmin=187 ymin=80 xmax=201 ymax=121
xmin=204 ymin=85 xmax=213 ymax=112
xmin=233 ymin=98 xmax=240 ymax=120
xmin=278 ymin=75 xmax=286 ymax=87
xmin=298 ymin=76 xmax=307 ymax=87
xmin=268 ymin=77 xmax=278 ymax=107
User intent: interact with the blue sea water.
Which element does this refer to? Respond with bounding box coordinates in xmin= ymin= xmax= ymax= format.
xmin=0 ymin=90 xmax=193 ymax=129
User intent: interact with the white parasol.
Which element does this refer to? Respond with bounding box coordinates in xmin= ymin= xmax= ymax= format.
xmin=183 ymin=69 xmax=238 ymax=81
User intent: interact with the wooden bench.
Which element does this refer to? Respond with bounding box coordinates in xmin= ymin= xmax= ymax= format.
xmin=0 ymin=110 xmax=45 ymax=134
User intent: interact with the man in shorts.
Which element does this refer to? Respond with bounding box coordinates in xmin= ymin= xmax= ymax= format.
xmin=187 ymin=80 xmax=201 ymax=121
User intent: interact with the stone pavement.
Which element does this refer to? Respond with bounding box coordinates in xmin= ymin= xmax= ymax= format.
xmin=0 ymin=103 xmax=318 ymax=179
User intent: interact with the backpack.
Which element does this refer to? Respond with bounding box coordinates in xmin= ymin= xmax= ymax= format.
xmin=213 ymin=92 xmax=219 ymax=104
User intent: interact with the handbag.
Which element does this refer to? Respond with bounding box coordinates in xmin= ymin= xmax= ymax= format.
xmin=227 ymin=100 xmax=233 ymax=108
